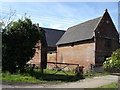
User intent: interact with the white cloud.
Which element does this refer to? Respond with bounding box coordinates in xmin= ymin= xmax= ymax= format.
xmin=49 ymin=24 xmax=63 ymax=29
xmin=0 ymin=2 xmax=118 ymax=31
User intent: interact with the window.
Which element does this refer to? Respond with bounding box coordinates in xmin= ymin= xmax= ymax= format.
xmin=105 ymin=39 xmax=111 ymax=49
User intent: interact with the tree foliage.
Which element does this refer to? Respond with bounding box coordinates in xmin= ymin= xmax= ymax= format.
xmin=103 ymin=49 xmax=120 ymax=71
xmin=2 ymin=17 xmax=41 ymax=73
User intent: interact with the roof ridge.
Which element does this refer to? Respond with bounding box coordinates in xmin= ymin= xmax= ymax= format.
xmin=93 ymin=16 xmax=103 ymax=32
xmin=67 ymin=16 xmax=102 ymax=30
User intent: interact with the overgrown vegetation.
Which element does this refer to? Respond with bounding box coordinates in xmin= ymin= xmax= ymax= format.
xmin=2 ymin=17 xmax=41 ymax=73
xmin=103 ymin=48 xmax=120 ymax=72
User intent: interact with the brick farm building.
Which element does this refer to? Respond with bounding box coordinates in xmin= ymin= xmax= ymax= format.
xmin=29 ymin=9 xmax=119 ymax=72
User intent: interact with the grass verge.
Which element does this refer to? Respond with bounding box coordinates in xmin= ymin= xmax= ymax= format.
xmin=84 ymin=72 xmax=110 ymax=79
xmin=97 ymin=82 xmax=118 ymax=88
xmin=84 ymin=82 xmax=118 ymax=90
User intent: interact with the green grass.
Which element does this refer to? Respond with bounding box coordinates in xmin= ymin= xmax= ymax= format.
xmin=2 ymin=69 xmax=80 ymax=83
xmin=2 ymin=71 xmax=45 ymax=83
xmin=84 ymin=82 xmax=118 ymax=90
xmin=84 ymin=72 xmax=110 ymax=79
xmin=2 ymin=69 xmax=110 ymax=83
xmin=97 ymin=82 xmax=118 ymax=88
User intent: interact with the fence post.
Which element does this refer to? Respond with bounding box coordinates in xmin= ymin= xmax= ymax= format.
xmin=75 ymin=65 xmax=84 ymax=78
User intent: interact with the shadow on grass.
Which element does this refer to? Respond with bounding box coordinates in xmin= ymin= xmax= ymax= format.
xmin=42 ymin=74 xmax=84 ymax=82
xmin=30 ymin=70 xmax=84 ymax=82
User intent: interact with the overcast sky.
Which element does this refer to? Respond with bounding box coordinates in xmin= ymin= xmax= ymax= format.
xmin=0 ymin=2 xmax=118 ymax=31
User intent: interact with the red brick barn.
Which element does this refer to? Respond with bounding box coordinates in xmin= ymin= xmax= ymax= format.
xmin=28 ymin=28 xmax=65 ymax=68
xmin=56 ymin=9 xmax=119 ymax=72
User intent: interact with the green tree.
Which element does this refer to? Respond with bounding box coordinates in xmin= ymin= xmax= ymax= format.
xmin=103 ymin=49 xmax=120 ymax=72
xmin=0 ymin=21 xmax=4 ymax=30
xmin=2 ymin=17 xmax=41 ymax=73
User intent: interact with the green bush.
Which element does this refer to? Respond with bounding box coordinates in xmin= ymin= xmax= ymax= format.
xmin=2 ymin=17 xmax=41 ymax=73
xmin=103 ymin=49 xmax=120 ymax=72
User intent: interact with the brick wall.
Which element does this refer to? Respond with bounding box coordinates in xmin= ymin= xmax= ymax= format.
xmin=57 ymin=42 xmax=95 ymax=71
xmin=30 ymin=41 xmax=41 ymax=67
xmin=47 ymin=52 xmax=57 ymax=69
xmin=47 ymin=53 xmax=57 ymax=62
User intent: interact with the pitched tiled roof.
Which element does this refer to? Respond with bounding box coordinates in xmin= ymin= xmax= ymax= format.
xmin=57 ymin=17 xmax=101 ymax=45
xmin=41 ymin=28 xmax=65 ymax=47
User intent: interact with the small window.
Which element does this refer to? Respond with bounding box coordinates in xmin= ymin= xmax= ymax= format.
xmin=105 ymin=39 xmax=111 ymax=49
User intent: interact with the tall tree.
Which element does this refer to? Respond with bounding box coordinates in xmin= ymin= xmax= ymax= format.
xmin=0 ymin=8 xmax=16 ymax=30
xmin=2 ymin=17 xmax=41 ymax=73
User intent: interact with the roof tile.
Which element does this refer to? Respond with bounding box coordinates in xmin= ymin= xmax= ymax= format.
xmin=57 ymin=17 xmax=101 ymax=45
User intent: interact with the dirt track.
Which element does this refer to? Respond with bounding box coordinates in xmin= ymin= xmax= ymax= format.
xmin=2 ymin=75 xmax=119 ymax=88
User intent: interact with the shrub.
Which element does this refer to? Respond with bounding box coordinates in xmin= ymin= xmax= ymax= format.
xmin=103 ymin=49 xmax=120 ymax=72
xmin=2 ymin=17 xmax=41 ymax=73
